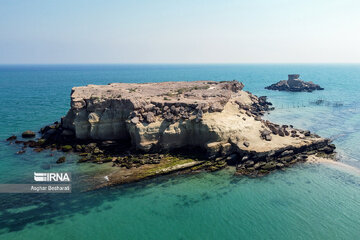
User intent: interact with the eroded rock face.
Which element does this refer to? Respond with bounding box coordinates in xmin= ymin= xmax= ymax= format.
xmin=265 ymin=74 xmax=324 ymax=92
xmin=57 ymin=80 xmax=332 ymax=160
xmin=62 ymin=80 xmax=245 ymax=141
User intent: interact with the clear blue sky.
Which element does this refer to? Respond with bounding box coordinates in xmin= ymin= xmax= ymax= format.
xmin=0 ymin=0 xmax=359 ymax=64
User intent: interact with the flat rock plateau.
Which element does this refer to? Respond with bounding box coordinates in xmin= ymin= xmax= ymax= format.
xmin=8 ymin=80 xmax=335 ymax=188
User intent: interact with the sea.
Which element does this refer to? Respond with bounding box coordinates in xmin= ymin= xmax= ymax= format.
xmin=0 ymin=64 xmax=359 ymax=240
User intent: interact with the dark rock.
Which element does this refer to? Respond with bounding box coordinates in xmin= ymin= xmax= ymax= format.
xmin=289 ymin=159 xmax=298 ymax=164
xmin=281 ymin=150 xmax=294 ymax=157
xmin=75 ymin=145 xmax=83 ymax=152
xmin=262 ymin=162 xmax=277 ymax=170
xmin=261 ymin=129 xmax=271 ymax=135
xmin=22 ymin=130 xmax=35 ymax=138
xmin=329 ymin=143 xmax=336 ymax=149
xmin=265 ymin=135 xmax=272 ymax=141
xmin=255 ymin=116 xmax=261 ymax=121
xmin=321 ymin=146 xmax=335 ymax=154
xmin=6 ymin=135 xmax=17 ymax=141
xmin=260 ymin=129 xmax=272 ymax=140
xmin=33 ymin=148 xmax=44 ymax=152
xmin=56 ymin=156 xmax=66 ymax=164
xmin=37 ymin=139 xmax=46 ymax=146
xmin=243 ymin=141 xmax=250 ymax=147
xmin=282 ymin=155 xmax=295 ymax=162
xmin=254 ymin=162 xmax=265 ymax=169
xmin=93 ymin=147 xmax=102 ymax=154
xmin=278 ymin=129 xmax=285 ymax=137
xmin=43 ymin=128 xmax=57 ymax=138
xmin=24 ymin=140 xmax=37 ymax=147
xmin=276 ymin=163 xmax=285 ymax=168
xmin=268 ymin=125 xmax=278 ymax=135
xmin=259 ymin=169 xmax=270 ymax=175
xmin=61 ymin=129 xmax=74 ymax=136
xmin=245 ymin=160 xmax=255 ymax=167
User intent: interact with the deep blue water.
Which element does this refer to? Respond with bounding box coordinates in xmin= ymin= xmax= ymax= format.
xmin=0 ymin=64 xmax=359 ymax=239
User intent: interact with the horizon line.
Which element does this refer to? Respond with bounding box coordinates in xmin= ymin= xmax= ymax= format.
xmin=1 ymin=62 xmax=360 ymax=66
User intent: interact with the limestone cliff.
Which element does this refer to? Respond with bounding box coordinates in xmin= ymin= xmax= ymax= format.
xmin=60 ymin=80 xmax=332 ymax=160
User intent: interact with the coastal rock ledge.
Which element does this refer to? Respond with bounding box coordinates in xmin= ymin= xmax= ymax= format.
xmin=58 ymin=80 xmax=333 ymax=164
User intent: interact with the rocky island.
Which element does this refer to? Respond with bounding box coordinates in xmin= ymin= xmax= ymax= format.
xmin=8 ymin=80 xmax=335 ymax=188
xmin=265 ymin=74 xmax=324 ymax=92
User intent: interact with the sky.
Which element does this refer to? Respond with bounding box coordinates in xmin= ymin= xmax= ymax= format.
xmin=0 ymin=0 xmax=360 ymax=64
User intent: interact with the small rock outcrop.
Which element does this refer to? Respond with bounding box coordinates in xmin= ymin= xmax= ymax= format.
xmin=22 ymin=130 xmax=35 ymax=138
xmin=56 ymin=156 xmax=66 ymax=164
xmin=265 ymin=74 xmax=324 ymax=92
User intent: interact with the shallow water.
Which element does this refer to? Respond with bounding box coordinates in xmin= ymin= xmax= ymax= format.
xmin=0 ymin=64 xmax=359 ymax=239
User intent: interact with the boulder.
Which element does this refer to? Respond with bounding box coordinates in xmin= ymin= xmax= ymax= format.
xmin=56 ymin=156 xmax=66 ymax=164
xmin=262 ymin=162 xmax=277 ymax=170
xmin=22 ymin=130 xmax=35 ymax=138
xmin=265 ymin=135 xmax=272 ymax=141
xmin=145 ymin=112 xmax=156 ymax=123
xmin=6 ymin=135 xmax=17 ymax=141
xmin=131 ymin=117 xmax=140 ymax=124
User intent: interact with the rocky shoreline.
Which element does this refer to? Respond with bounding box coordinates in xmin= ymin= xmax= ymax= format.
xmin=6 ymin=80 xmax=336 ymax=187
xmin=235 ymin=138 xmax=335 ymax=176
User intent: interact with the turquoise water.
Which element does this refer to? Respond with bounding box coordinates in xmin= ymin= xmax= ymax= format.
xmin=0 ymin=64 xmax=360 ymax=239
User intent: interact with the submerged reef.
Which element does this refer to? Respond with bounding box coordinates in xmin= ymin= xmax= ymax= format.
xmin=8 ymin=80 xmax=335 ymax=187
